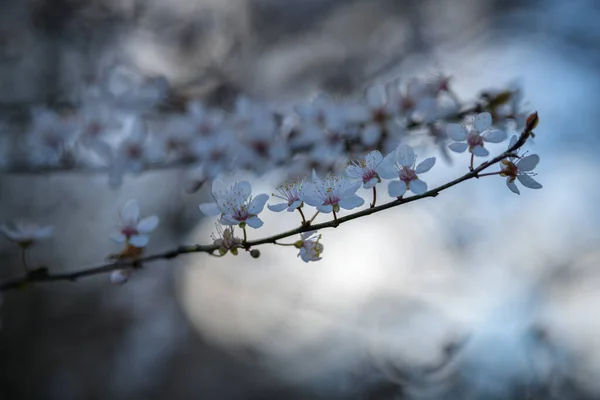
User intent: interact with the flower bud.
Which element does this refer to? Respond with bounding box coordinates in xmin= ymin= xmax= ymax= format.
xmin=250 ymin=249 xmax=260 ymax=259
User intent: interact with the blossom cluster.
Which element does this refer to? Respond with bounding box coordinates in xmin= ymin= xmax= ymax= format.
xmin=0 ymin=64 xmax=542 ymax=289
xmin=0 ymin=66 xmax=526 ymax=192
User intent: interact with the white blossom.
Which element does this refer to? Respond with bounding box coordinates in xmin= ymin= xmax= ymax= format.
xmin=199 ymin=180 xmax=269 ymax=229
xmin=111 ymin=200 xmax=159 ymax=248
xmin=268 ymin=179 xmax=305 ymax=212
xmin=303 ymin=171 xmax=364 ymax=213
xmin=447 ymin=112 xmax=506 ymax=157
xmin=27 ymin=108 xmax=77 ymax=166
xmin=345 ymin=150 xmax=388 ymax=189
xmin=499 ymin=135 xmax=542 ymax=195
xmin=349 ymin=84 xmax=403 ymax=146
xmin=110 ymin=269 xmax=133 ymax=285
xmin=0 ymin=221 xmax=54 ymax=246
xmin=389 ymin=77 xmax=439 ymax=122
xmin=379 ymin=144 xmax=436 ymax=197
xmin=108 ymin=117 xmax=148 ymax=188
xmin=295 ymin=231 xmax=323 ymax=263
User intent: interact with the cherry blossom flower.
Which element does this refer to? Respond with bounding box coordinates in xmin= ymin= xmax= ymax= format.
xmin=268 ymin=179 xmax=305 ymax=212
xmin=389 ymin=77 xmax=439 ymax=122
xmin=499 ymin=135 xmax=542 ymax=195
xmin=147 ymin=115 xmax=195 ymax=163
xmin=191 ymin=129 xmax=237 ymax=179
xmin=379 ymin=144 xmax=436 ymax=197
xmin=293 ymin=94 xmax=343 ymax=148
xmin=349 ymin=84 xmax=403 ymax=146
xmin=111 ymin=200 xmax=160 ymax=248
xmin=77 ymin=104 xmax=122 ymax=161
xmin=345 ymin=150 xmax=389 ymax=189
xmin=104 ymin=65 xmax=169 ymax=111
xmin=27 ymin=108 xmax=77 ymax=166
xmin=230 ymin=97 xmax=288 ymax=173
xmin=199 ymin=180 xmax=269 ymax=229
xmin=211 ymin=224 xmax=242 ymax=255
xmin=110 ymin=269 xmax=133 ymax=285
xmin=0 ymin=221 xmax=54 ymax=247
xmin=303 ymin=171 xmax=364 ymax=213
xmin=188 ymin=101 xmax=225 ymax=137
xmin=294 ymin=231 xmax=323 ymax=263
xmin=108 ymin=117 xmax=148 ymax=188
xmin=447 ymin=112 xmax=506 ymax=157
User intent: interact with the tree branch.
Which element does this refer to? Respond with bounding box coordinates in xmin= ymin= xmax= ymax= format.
xmin=0 ymin=126 xmax=531 ymax=292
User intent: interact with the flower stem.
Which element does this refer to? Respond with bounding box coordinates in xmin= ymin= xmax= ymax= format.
xmin=470 ymin=153 xmax=474 ymax=171
xmin=21 ymin=246 xmax=30 ymax=274
xmin=298 ymin=207 xmax=307 ymax=225
xmin=274 ymin=241 xmax=297 ymax=247
xmin=309 ymin=211 xmax=320 ymax=224
xmin=370 ymin=187 xmax=377 ymax=208
xmin=332 ymin=209 xmax=338 ymax=224
xmin=242 ymin=226 xmax=248 ymax=245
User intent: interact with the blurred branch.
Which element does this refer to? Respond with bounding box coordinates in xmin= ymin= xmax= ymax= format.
xmin=0 ymin=103 xmax=484 ymax=176
xmin=0 ymin=123 xmax=534 ymax=292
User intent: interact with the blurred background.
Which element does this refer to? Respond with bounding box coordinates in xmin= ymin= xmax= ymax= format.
xmin=1 ymin=0 xmax=600 ymax=399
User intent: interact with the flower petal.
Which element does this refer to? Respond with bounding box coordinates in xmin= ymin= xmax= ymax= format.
xmin=248 ymin=193 xmax=269 ymax=214
xmin=447 ymin=124 xmax=468 ymax=141
xmin=448 ymin=142 xmax=468 ymax=153
xmin=137 ymin=216 xmax=159 ymax=233
xmin=198 ymin=202 xmax=221 ymax=216
xmin=361 ymin=124 xmax=381 ymax=146
xmin=471 ymin=145 xmax=489 ymax=157
xmin=415 ymin=157 xmax=436 ymax=174
xmin=311 ymin=170 xmax=322 ymax=184
xmin=396 ymin=144 xmax=415 ymax=167
xmin=317 ymin=204 xmax=333 ymax=214
xmin=409 ymin=179 xmax=428 ymax=194
xmin=340 ymin=180 xmax=362 ymax=197
xmin=474 ymin=112 xmax=492 ymax=132
xmin=365 ymin=150 xmax=383 ymax=167
xmin=288 ymin=200 xmax=303 ymax=211
xmin=234 ymin=181 xmax=252 ymax=200
xmin=517 ymin=155 xmax=540 ymax=172
xmin=121 ymin=199 xmax=140 ymax=223
xmin=129 ymin=234 xmax=149 ymax=248
xmin=110 ymin=232 xmax=126 ymax=243
xmin=506 ymin=178 xmax=520 ymax=195
xmin=366 ymin=85 xmax=386 ymax=108
xmin=219 ymin=215 xmax=238 ymax=226
xmin=508 ymin=135 xmax=518 ymax=149
xmin=299 ymin=248 xmax=310 ymax=263
xmin=363 ymin=177 xmax=379 ymax=189
xmin=302 ymin=192 xmax=321 ymax=207
xmin=338 ymin=195 xmax=365 ymax=210
xmin=212 ymin=179 xmax=227 ymax=196
xmin=388 ymin=181 xmax=407 ymax=197
xmin=36 ymin=226 xmax=55 ymax=239
xmin=110 ymin=269 xmax=132 ymax=285
xmin=267 ymin=203 xmax=288 ymax=212
xmin=517 ymin=174 xmax=542 ymax=189
xmin=482 ymin=129 xmax=506 ymax=143
xmin=246 ymin=216 xmax=264 ymax=229
xmin=376 ymin=151 xmax=398 ymax=179
xmin=345 ymin=164 xmax=362 ymax=179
